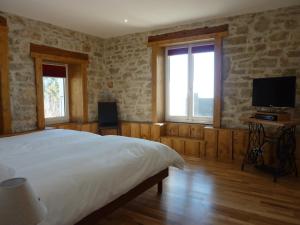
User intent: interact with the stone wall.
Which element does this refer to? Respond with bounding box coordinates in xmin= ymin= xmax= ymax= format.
xmin=102 ymin=34 xmax=152 ymax=122
xmin=0 ymin=12 xmax=104 ymax=132
xmin=101 ymin=5 xmax=300 ymax=127
xmin=2 ymin=5 xmax=300 ymax=132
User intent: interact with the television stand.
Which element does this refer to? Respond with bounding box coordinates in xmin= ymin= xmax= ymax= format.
xmin=98 ymin=126 xmax=119 ymax=135
xmin=254 ymin=111 xmax=291 ymax=121
xmin=240 ymin=116 xmax=300 ymax=182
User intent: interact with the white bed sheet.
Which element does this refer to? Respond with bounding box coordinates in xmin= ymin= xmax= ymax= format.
xmin=0 ymin=129 xmax=184 ymax=225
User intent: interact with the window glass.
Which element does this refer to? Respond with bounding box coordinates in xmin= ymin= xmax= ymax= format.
xmin=166 ymin=44 xmax=215 ymax=123
xmin=193 ymin=51 xmax=214 ymax=117
xmin=43 ymin=77 xmax=67 ymax=120
xmin=169 ymin=54 xmax=188 ymax=116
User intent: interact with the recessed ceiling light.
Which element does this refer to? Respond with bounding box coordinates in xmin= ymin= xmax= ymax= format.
xmin=124 ymin=19 xmax=128 ymax=23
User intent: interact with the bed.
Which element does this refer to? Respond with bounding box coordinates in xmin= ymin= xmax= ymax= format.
xmin=0 ymin=129 xmax=184 ymax=225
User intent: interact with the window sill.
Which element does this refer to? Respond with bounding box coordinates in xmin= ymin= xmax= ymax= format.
xmin=45 ymin=117 xmax=70 ymax=126
xmin=165 ymin=119 xmax=213 ymax=125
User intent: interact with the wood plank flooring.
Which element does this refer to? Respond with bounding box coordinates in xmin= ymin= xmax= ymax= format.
xmin=98 ymin=159 xmax=300 ymax=225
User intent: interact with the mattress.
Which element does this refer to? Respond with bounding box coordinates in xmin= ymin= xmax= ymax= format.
xmin=0 ymin=129 xmax=184 ymax=225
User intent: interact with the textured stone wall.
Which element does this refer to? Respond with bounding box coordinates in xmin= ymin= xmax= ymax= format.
xmin=2 ymin=5 xmax=300 ymax=132
xmin=0 ymin=12 xmax=104 ymax=132
xmin=101 ymin=5 xmax=300 ymax=127
xmin=102 ymin=34 xmax=152 ymax=121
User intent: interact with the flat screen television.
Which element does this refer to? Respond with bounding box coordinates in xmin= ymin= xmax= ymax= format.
xmin=252 ymin=76 xmax=296 ymax=107
xmin=98 ymin=102 xmax=118 ymax=127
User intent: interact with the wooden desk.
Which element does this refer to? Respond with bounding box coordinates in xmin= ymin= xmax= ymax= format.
xmin=240 ymin=116 xmax=300 ymax=127
xmin=240 ymin=116 xmax=299 ymax=182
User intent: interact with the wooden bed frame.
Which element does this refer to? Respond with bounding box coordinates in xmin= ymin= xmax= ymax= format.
xmin=1 ymin=130 xmax=170 ymax=224
xmin=75 ymin=168 xmax=169 ymax=225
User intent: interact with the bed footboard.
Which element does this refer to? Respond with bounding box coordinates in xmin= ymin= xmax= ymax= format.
xmin=75 ymin=168 xmax=169 ymax=225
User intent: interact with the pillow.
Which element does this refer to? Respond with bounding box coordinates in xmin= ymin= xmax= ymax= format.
xmin=0 ymin=163 xmax=15 ymax=182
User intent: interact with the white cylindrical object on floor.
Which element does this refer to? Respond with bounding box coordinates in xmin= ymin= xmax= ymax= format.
xmin=0 ymin=177 xmax=47 ymax=225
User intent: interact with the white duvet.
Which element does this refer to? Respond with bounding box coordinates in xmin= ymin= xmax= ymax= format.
xmin=0 ymin=129 xmax=184 ymax=225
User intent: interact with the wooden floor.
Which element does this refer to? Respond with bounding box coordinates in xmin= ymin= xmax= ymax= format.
xmin=98 ymin=160 xmax=300 ymax=225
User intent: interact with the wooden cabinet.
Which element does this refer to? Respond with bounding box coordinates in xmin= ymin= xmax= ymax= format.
xmin=190 ymin=124 xmax=204 ymax=139
xmin=54 ymin=123 xmax=79 ymax=130
xmin=140 ymin=124 xmax=151 ymax=139
xmin=161 ymin=136 xmax=172 ymax=148
xmin=166 ymin=123 xmax=205 ymax=139
xmin=217 ymin=129 xmax=233 ymax=162
xmin=172 ymin=138 xmax=185 ymax=154
xmin=121 ymin=122 xmax=165 ymax=142
xmin=130 ymin=123 xmax=141 ymax=138
xmin=81 ymin=123 xmax=98 ymax=133
xmin=204 ymin=128 xmax=218 ymax=160
xmin=51 ymin=122 xmax=98 ymax=133
xmin=185 ymin=140 xmax=200 ymax=157
xmin=233 ymin=129 xmax=248 ymax=162
xmin=150 ymin=123 xmax=165 ymax=141
xmin=121 ymin=122 xmax=131 ymax=137
xmin=160 ymin=136 xmax=206 ymax=159
xmin=178 ymin=124 xmax=190 ymax=137
xmin=52 ymin=122 xmax=120 ymax=135
xmin=166 ymin=123 xmax=179 ymax=136
xmin=119 ymin=121 xmax=252 ymax=164
xmin=99 ymin=128 xmax=118 ymax=135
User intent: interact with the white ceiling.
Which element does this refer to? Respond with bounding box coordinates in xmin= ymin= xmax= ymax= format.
xmin=0 ymin=0 xmax=299 ymax=38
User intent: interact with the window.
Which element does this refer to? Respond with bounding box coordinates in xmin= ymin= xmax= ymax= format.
xmin=42 ymin=63 xmax=69 ymax=124
xmin=166 ymin=43 xmax=215 ymax=123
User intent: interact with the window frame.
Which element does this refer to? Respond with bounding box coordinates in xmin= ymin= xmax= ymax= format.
xmin=43 ymin=62 xmax=70 ymax=125
xmin=165 ymin=42 xmax=214 ymax=124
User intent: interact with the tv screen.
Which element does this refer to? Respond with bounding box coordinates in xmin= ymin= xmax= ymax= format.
xmin=252 ymin=76 xmax=296 ymax=107
xmin=98 ymin=102 xmax=118 ymax=127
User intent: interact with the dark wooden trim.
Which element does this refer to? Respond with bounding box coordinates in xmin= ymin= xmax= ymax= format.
xmin=157 ymin=181 xmax=163 ymax=194
xmin=30 ymin=43 xmax=89 ymax=61
xmin=148 ymin=24 xmax=228 ymax=43
xmin=34 ymin=57 xmax=45 ymax=129
xmin=151 ymin=46 xmax=165 ymax=122
xmin=75 ymin=168 xmax=169 ymax=225
xmin=0 ymin=16 xmax=7 ymax=27
xmin=213 ymin=35 xmax=222 ymax=128
xmin=0 ymin=17 xmax=11 ymax=134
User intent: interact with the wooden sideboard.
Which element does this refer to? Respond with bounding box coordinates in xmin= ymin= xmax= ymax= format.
xmin=50 ymin=122 xmax=98 ymax=133
xmin=120 ymin=122 xmax=249 ymax=163
xmin=39 ymin=121 xmax=300 ymax=165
